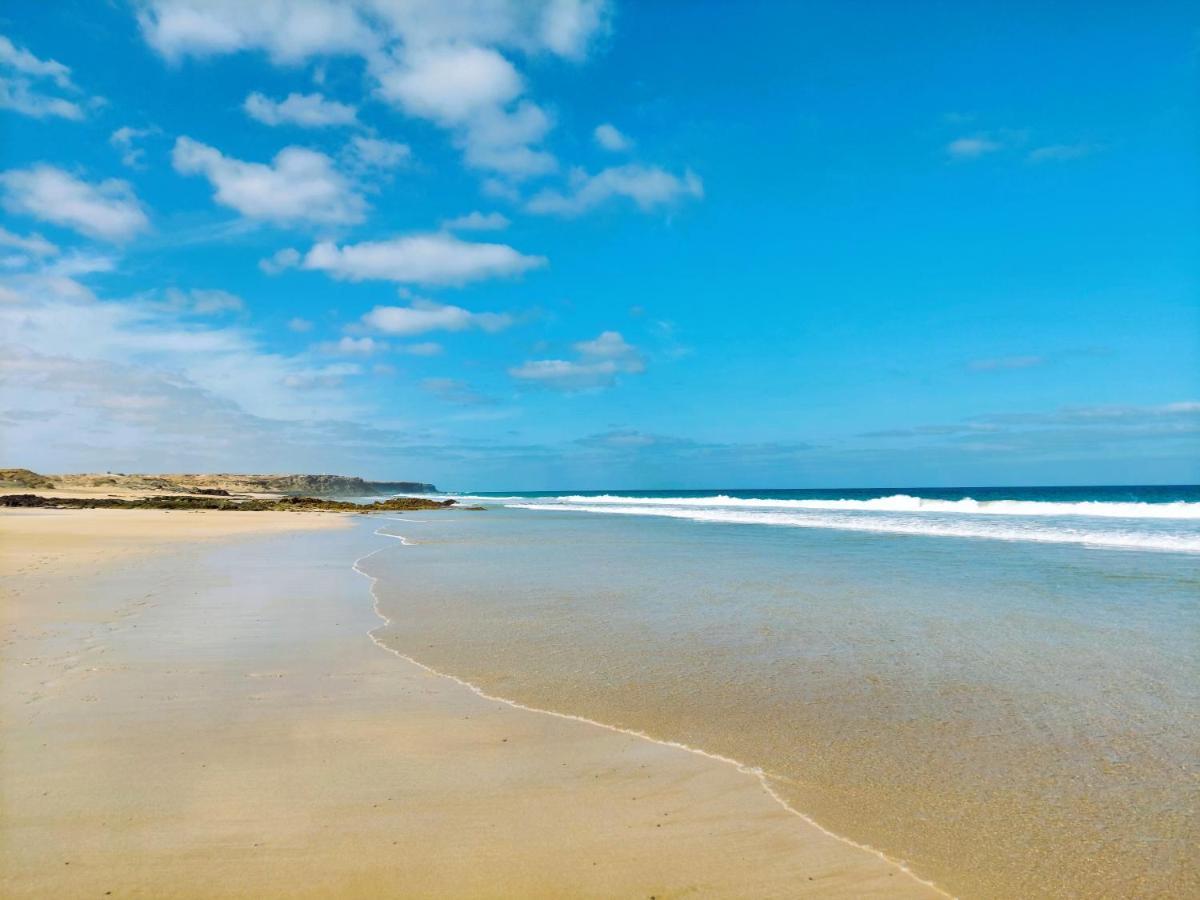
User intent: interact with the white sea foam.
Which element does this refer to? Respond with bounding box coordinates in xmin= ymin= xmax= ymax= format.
xmin=523 ymin=493 xmax=1200 ymax=519
xmin=505 ymin=501 xmax=1200 ymax=553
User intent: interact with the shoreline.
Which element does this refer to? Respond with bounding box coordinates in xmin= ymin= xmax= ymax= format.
xmin=2 ymin=508 xmax=940 ymax=897
xmin=355 ymin=521 xmax=953 ymax=898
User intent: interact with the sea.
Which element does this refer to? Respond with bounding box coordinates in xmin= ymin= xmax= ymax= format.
xmin=361 ymin=485 xmax=1199 ymax=897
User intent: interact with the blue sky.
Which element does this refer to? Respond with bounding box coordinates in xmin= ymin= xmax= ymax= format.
xmin=1 ymin=1 xmax=1196 ymax=489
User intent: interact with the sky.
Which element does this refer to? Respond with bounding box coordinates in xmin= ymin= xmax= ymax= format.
xmin=0 ymin=1 xmax=1197 ymax=490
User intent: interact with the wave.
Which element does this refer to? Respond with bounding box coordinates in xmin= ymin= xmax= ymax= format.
xmin=519 ymin=493 xmax=1200 ymax=520
xmin=506 ymin=502 xmax=1200 ymax=553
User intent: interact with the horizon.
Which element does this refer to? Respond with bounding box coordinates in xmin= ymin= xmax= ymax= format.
xmin=2 ymin=2 xmax=1197 ymax=489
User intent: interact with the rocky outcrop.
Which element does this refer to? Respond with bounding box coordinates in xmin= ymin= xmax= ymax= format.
xmin=21 ymin=471 xmax=438 ymax=496
xmin=0 ymin=494 xmax=458 ymax=512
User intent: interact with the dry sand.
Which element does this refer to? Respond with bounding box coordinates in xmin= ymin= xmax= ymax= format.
xmin=0 ymin=509 xmax=940 ymax=898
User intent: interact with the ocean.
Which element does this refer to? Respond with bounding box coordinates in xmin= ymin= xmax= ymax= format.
xmin=362 ymin=485 xmax=1199 ymax=897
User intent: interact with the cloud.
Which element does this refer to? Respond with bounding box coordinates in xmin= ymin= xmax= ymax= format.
xmin=0 ymin=226 xmax=58 ymax=258
xmin=110 ymin=126 xmax=159 ymax=168
xmin=287 ymin=316 xmax=313 ymax=332
xmin=946 ymin=135 xmax=1002 ymax=159
xmin=526 ymin=164 xmax=703 ymax=216
xmin=1028 ymin=143 xmax=1094 ymax=163
xmin=442 ymin=210 xmax=510 ymax=231
xmin=137 ymin=2 xmax=611 ymax=180
xmin=509 ymin=329 xmax=644 ymax=390
xmin=317 ymin=335 xmax=386 ymax=355
xmin=172 ymin=136 xmax=365 ymax=225
xmin=344 ymin=135 xmax=411 ymax=171
xmin=593 ymin=122 xmax=631 ymax=151
xmin=0 ymin=165 xmax=150 ymax=242
xmin=259 ymin=246 xmax=302 ymax=274
xmin=361 ymin=299 xmax=511 ymax=336
xmin=301 ymin=232 xmax=546 ymax=285
xmin=136 ymin=0 xmax=376 ymax=64
xmin=0 ymin=34 xmax=89 ymax=120
xmin=399 ymin=341 xmax=443 ymax=356
xmin=244 ymin=91 xmax=358 ymax=127
xmin=421 ymin=377 xmax=493 ymax=406
xmin=158 ymin=287 xmax=245 ymax=315
xmin=968 ymin=355 xmax=1046 ymax=371
xmin=372 ymin=45 xmax=556 ymax=179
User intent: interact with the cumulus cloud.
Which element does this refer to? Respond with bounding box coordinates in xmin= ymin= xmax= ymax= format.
xmin=301 ymin=232 xmax=546 ymax=285
xmin=287 ymin=316 xmax=313 ymax=332
xmin=172 ymin=136 xmax=365 ymax=225
xmin=317 ymin=335 xmax=386 ymax=355
xmin=399 ymin=341 xmax=443 ymax=356
xmin=946 ymin=135 xmax=1002 ymax=159
xmin=526 ymin=164 xmax=703 ymax=216
xmin=259 ymin=246 xmax=302 ymax=274
xmin=244 ymin=91 xmax=358 ymax=127
xmin=0 ymin=34 xmax=90 ymax=120
xmin=110 ymin=125 xmax=159 ymax=168
xmin=509 ymin=329 xmax=644 ymax=390
xmin=135 ymin=2 xmax=611 ymax=180
xmin=593 ymin=122 xmax=631 ymax=151
xmin=442 ymin=210 xmax=510 ymax=231
xmin=361 ymin=299 xmax=511 ymax=336
xmin=0 ymin=165 xmax=150 ymax=242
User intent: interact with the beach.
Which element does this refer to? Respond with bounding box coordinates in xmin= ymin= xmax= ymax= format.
xmin=0 ymin=507 xmax=938 ymax=899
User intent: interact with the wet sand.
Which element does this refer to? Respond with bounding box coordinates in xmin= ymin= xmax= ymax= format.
xmin=0 ymin=510 xmax=939 ymax=898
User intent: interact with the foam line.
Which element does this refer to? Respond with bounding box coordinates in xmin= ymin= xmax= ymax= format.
xmin=351 ymin=524 xmax=955 ymax=899
xmin=507 ymin=503 xmax=1200 ymax=553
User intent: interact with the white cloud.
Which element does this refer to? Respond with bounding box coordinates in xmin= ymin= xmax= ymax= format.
xmin=0 ymin=34 xmax=89 ymax=121
xmin=0 ymin=226 xmax=58 ymax=257
xmin=136 ymin=0 xmax=376 ymax=64
xmin=526 ymin=164 xmax=703 ymax=216
xmin=172 ymin=136 xmax=365 ymax=225
xmin=0 ymin=34 xmax=74 ymax=86
xmin=345 ymin=135 xmax=412 ymax=170
xmin=1028 ymin=143 xmax=1094 ymax=163
xmin=287 ymin=316 xmax=313 ymax=332
xmin=136 ymin=2 xmax=612 ymax=181
xmin=399 ymin=341 xmax=443 ymax=356
xmin=259 ymin=247 xmax=302 ymax=274
xmin=0 ymin=165 xmax=149 ymax=242
xmin=442 ymin=210 xmax=510 ymax=231
xmin=110 ymin=126 xmax=158 ymax=168
xmin=244 ymin=91 xmax=358 ymax=127
xmin=318 ymin=335 xmax=386 ymax=355
xmin=947 ymin=135 xmax=1002 ymax=159
xmin=0 ymin=76 xmax=84 ymax=120
xmin=371 ymin=45 xmax=556 ymax=179
xmin=302 ymin=232 xmax=546 ymax=285
xmin=593 ymin=122 xmax=631 ymax=151
xmin=510 ymin=329 xmax=644 ymax=390
xmin=158 ymin=287 xmax=245 ymax=315
xmin=361 ymin=299 xmax=511 ymax=336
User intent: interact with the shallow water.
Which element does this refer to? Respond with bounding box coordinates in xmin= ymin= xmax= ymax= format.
xmin=364 ymin=501 xmax=1199 ymax=898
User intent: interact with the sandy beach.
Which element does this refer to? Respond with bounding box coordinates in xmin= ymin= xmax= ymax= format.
xmin=0 ymin=508 xmax=939 ymax=898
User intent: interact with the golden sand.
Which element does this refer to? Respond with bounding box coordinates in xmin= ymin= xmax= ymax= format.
xmin=0 ymin=509 xmax=938 ymax=898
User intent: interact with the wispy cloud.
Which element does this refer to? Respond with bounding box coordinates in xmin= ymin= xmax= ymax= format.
xmin=527 ymin=164 xmax=703 ymax=216
xmin=361 ymin=299 xmax=512 ymax=336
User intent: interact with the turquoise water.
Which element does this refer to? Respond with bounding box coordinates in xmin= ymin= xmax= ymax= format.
xmin=365 ymin=487 xmax=1199 ymax=897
